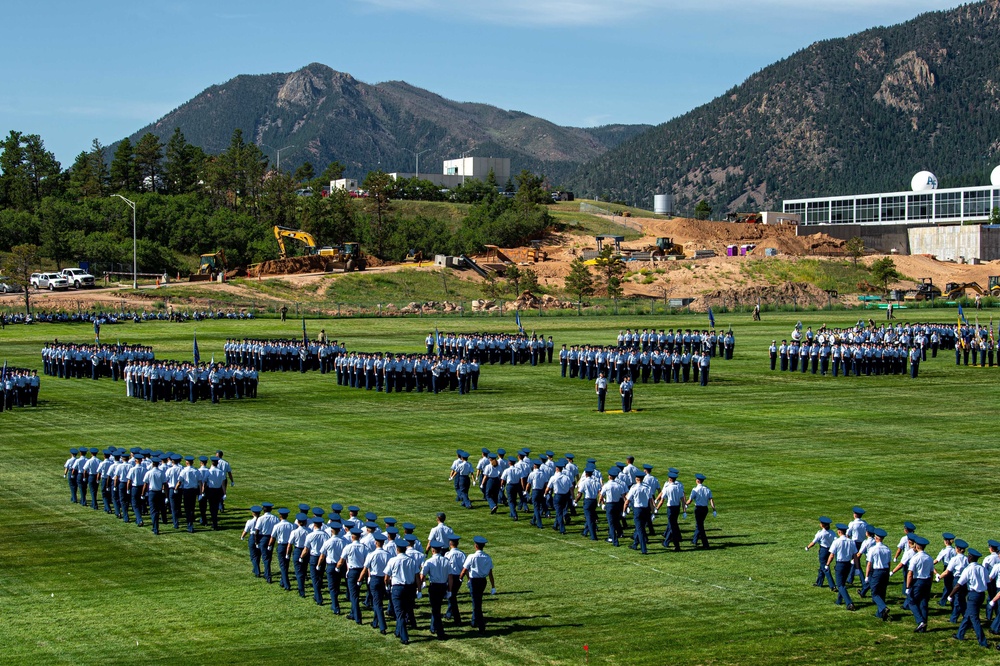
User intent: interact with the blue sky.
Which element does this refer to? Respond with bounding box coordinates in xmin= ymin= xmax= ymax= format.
xmin=1 ymin=0 xmax=961 ymax=166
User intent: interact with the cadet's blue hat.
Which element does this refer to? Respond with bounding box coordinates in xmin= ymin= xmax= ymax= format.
xmin=508 ymin=456 xmax=517 ymax=463
xmin=555 ymin=459 xmax=566 ymax=467
xmin=587 ymin=458 xmax=597 ymax=463
xmin=865 ymin=525 xmax=875 ymax=534
xmin=364 ymin=511 xmax=377 ymax=521
xmin=135 ymin=453 xmax=144 ymax=460
xmin=69 ymin=448 xmax=79 ymax=454
xmin=210 ymin=455 xmax=219 ymax=462
xmin=429 ymin=540 xmax=445 ymax=549
xmin=913 ymin=536 xmax=930 ymax=546
xmin=456 ymin=449 xmax=463 ymax=456
xmin=436 ymin=512 xmax=446 ymax=520
xmin=153 ymin=450 xmax=163 ymax=457
xmin=142 ymin=448 xmax=152 ymax=455
xmin=298 ymin=503 xmax=310 ymax=511
xmin=402 ymin=522 xmax=415 ymax=531
xmin=311 ymin=517 xmax=324 ymax=525
xmin=151 ymin=456 xmax=161 ymax=463
xmin=348 ymin=505 xmax=360 ymax=513
xmin=278 ymin=508 xmax=290 ymax=516
xmin=404 ymin=534 xmax=416 ymax=543
xmin=635 ymin=471 xmax=646 ymax=479
xmin=171 ymin=453 xmax=182 ymax=461
xmin=565 ymin=453 xmax=575 ymax=459
xmin=642 ymin=464 xmax=653 ymax=471
xmin=459 ymin=450 xmax=469 ymax=458
xmin=262 ymin=502 xmax=274 ymax=509
xmin=364 ymin=521 xmax=377 ymax=529
xmin=311 ymin=508 xmax=324 ymax=517
xmin=608 ymin=467 xmax=619 ymax=477
xmin=350 ymin=527 xmax=363 ymax=536
xmin=545 ymin=450 xmax=555 ymax=457
xmin=835 ymin=523 xmax=849 ymax=531
xmin=481 ymin=448 xmax=489 ymax=454
xmin=331 ymin=503 xmax=343 ymax=512
xmin=473 ymin=536 xmax=488 ymax=545
xmin=130 ymin=447 xmax=141 ymax=454
xmin=852 ymin=506 xmax=865 ymax=515
xmin=449 ymin=534 xmax=461 ymax=541
xmin=391 ymin=538 xmax=406 ymax=549
xmin=968 ymin=548 xmax=982 ymax=559
xmin=89 ymin=447 xmax=98 ymax=454
xmin=184 ymin=455 xmax=194 ymax=462
xmin=386 ymin=526 xmax=399 ymax=535
xmin=819 ymin=516 xmax=831 ymax=524
xmin=989 ymin=540 xmax=1000 ymax=549
xmin=373 ymin=532 xmax=387 ymax=542
xmin=250 ymin=505 xmax=262 ymax=513
xmin=539 ymin=454 xmax=548 ymax=461
xmin=531 ymin=458 xmax=541 ymax=465
xmin=199 ymin=455 xmax=208 ymax=462
xmin=497 ymin=448 xmax=506 ymax=456
xmin=668 ymin=467 xmax=679 ymax=474
xmin=615 ymin=461 xmax=625 ymax=468
xmin=668 ymin=472 xmax=678 ymax=479
xmin=695 ymin=473 xmax=706 ymax=480
xmin=955 ymin=539 xmax=968 ymax=549
xmin=384 ymin=517 xmax=397 ymax=525
xmin=584 ymin=463 xmax=596 ymax=472
xmin=296 ymin=513 xmax=308 ymax=521
xmin=329 ymin=522 xmax=342 ymax=530
xmin=488 ymin=453 xmax=497 ymax=460
xmin=943 ymin=532 xmax=955 ymax=540
xmin=903 ymin=521 xmax=916 ymax=530
xmin=873 ymin=528 xmax=887 ymax=538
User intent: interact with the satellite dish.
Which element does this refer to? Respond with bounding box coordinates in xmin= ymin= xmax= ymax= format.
xmin=911 ymin=171 xmax=938 ymax=192
xmin=991 ymin=165 xmax=1000 ymax=188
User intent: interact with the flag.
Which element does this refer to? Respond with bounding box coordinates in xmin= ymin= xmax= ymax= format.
xmin=958 ymin=304 xmax=968 ymax=326
xmin=515 ymin=309 xmax=524 ymax=334
xmin=990 ymin=317 xmax=994 ymax=344
xmin=302 ymin=318 xmax=308 ymax=345
xmin=193 ymin=332 xmax=200 ymax=365
xmin=434 ymin=327 xmax=440 ymax=354
xmin=211 ymin=353 xmax=215 ymax=365
xmin=707 ymin=306 xmax=715 ymax=329
xmin=1 ymin=359 xmax=6 ymax=381
xmin=93 ymin=318 xmax=100 ymax=342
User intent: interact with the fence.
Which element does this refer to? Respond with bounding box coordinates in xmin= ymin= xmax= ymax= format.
xmin=578 ymin=203 xmax=645 ymax=233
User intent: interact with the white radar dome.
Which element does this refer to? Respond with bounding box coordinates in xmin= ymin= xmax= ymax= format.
xmin=911 ymin=171 xmax=938 ymax=192
xmin=991 ymin=165 xmax=1000 ymax=188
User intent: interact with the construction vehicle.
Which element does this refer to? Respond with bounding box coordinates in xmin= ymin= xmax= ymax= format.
xmin=725 ymin=212 xmax=763 ymax=224
xmin=988 ymin=276 xmax=1000 ymax=296
xmin=273 ymin=226 xmax=338 ymax=259
xmin=326 ymin=242 xmax=366 ymax=272
xmin=189 ymin=250 xmax=227 ymax=282
xmin=903 ymin=277 xmax=941 ymax=302
xmin=652 ymin=237 xmax=684 ymax=257
xmin=944 ymin=281 xmax=985 ymax=300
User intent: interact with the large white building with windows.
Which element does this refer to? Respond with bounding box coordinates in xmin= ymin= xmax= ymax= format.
xmin=783 ymin=168 xmax=1000 ymax=226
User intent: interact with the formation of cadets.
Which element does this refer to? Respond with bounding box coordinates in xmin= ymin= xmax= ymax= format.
xmin=241 ymin=505 xmax=495 ymax=643
xmin=1 ymin=367 xmax=40 ymax=412
xmin=41 ymin=341 xmax=154 ymax=380
xmin=616 ymin=327 xmax=737 ymax=359
xmin=770 ymin=322 xmax=957 ymax=378
xmin=336 ymin=352 xmax=481 ymax=394
xmin=62 ymin=447 xmax=234 ymax=533
xmin=224 ymin=336 xmax=343 ymax=372
xmin=124 ymin=361 xmax=259 ymax=403
xmin=806 ymin=508 xmax=1000 ymax=650
xmin=448 ymin=449 xmax=717 ymax=555
xmin=954 ymin=322 xmax=1000 ymax=367
xmin=428 ymin=331 xmax=554 ymax=365
xmin=6 ymin=308 xmax=253 ymax=325
xmin=561 ymin=344 xmax=715 ymax=386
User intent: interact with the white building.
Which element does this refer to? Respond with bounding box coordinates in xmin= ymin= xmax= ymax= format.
xmin=442 ymin=157 xmax=510 ymax=184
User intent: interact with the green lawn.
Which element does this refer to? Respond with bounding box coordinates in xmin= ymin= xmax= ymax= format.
xmin=3 ymin=312 xmax=999 ymax=665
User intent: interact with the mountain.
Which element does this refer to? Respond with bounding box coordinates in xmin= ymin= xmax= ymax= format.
xmin=570 ymin=0 xmax=1000 ymax=214
xmin=126 ymin=63 xmax=650 ymax=184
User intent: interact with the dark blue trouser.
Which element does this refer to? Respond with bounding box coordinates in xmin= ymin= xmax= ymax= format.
xmin=258 ymin=535 xmax=272 ymax=582
xmin=951 ymin=586 xmax=967 ymax=623
xmin=605 ymin=502 xmax=620 ymax=546
xmin=583 ymin=498 xmax=598 ymax=539
xmin=326 ymin=565 xmax=342 ymax=612
xmin=309 ymin=556 xmax=323 ymax=604
xmin=248 ymin=535 xmax=260 ymax=576
xmin=662 ymin=506 xmax=681 ymax=549
xmin=957 ymin=590 xmax=987 ymax=645
xmin=691 ymin=506 xmax=709 ymax=547
xmin=869 ymin=569 xmax=889 ymax=616
xmin=346 ymin=568 xmax=362 ymax=623
xmin=148 ymin=491 xmax=162 ymax=533
xmin=117 ymin=483 xmax=130 ymax=522
xmin=131 ymin=487 xmax=144 ymax=526
xmin=293 ymin=547 xmax=306 ymax=596
xmin=469 ymin=577 xmax=487 ymax=633
xmin=89 ymin=481 xmax=99 ymax=509
xmin=834 ymin=561 xmax=853 ymax=606
xmin=428 ymin=582 xmax=447 ymax=635
xmin=553 ymin=494 xmax=568 ymax=533
xmin=909 ymin=578 xmax=931 ymax=625
xmin=392 ymin=583 xmax=409 ymax=642
xmin=369 ymin=577 xmax=386 ymax=629
xmin=631 ymin=506 xmax=648 ymax=553
xmin=277 ymin=545 xmax=289 ymax=589
xmin=531 ymin=489 xmax=544 ymax=528
xmin=169 ymin=490 xmax=180 ymax=528
xmin=68 ymin=474 xmax=78 ymax=503
xmin=507 ymin=484 xmax=519 ymax=519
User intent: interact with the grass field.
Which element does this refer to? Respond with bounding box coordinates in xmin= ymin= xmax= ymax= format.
xmin=4 ymin=311 xmax=1000 ymax=665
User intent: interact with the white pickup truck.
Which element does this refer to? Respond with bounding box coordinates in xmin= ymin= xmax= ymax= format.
xmin=61 ymin=267 xmax=96 ymax=289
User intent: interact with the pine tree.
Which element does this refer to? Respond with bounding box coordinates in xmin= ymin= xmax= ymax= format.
xmin=109 ymin=137 xmax=138 ymax=193
xmin=134 ymin=133 xmax=164 ymax=192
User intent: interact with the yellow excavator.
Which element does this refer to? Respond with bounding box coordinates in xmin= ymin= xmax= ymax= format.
xmin=272 ymin=226 xmax=367 ymax=271
xmin=189 ymin=250 xmax=227 ymax=282
xmin=273 ymin=226 xmax=338 ymax=259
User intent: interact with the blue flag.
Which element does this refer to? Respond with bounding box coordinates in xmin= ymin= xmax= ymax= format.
xmin=193 ymin=332 xmax=200 ymax=365
xmin=958 ymin=304 xmax=969 ymax=326
xmin=707 ymin=306 xmax=715 ymax=329
xmin=302 ymin=318 xmax=308 ymax=344
xmin=515 ymin=309 xmax=524 ymax=334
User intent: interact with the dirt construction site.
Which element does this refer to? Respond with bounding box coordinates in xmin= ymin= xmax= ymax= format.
xmin=8 ymin=212 xmax=1000 ymax=314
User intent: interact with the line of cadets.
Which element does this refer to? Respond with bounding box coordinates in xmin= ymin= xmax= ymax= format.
xmin=616 ymin=327 xmax=737 ymax=357
xmin=428 ymin=331 xmax=554 ymax=365
xmin=224 ymin=336 xmax=342 ymax=373
xmin=806 ymin=508 xmax=1000 ymax=649
xmin=61 ymin=447 xmax=233 ymax=533
xmin=124 ymin=360 xmax=259 ymax=403
xmin=335 ymin=352 xmax=481 ymax=394
xmin=0 ymin=367 xmax=39 ymax=412
xmin=241 ymin=505 xmax=495 ymax=643
xmin=41 ymin=341 xmax=154 ymax=379
xmin=449 ymin=449 xmax=717 ymax=555
xmin=565 ymin=345 xmax=715 ymax=387
xmin=955 ymin=323 xmax=1000 ymax=367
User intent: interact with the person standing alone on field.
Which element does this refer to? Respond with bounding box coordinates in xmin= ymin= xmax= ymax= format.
xmin=595 ymin=372 xmax=608 ymax=412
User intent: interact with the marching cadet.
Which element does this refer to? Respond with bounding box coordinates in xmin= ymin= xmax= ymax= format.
xmin=826 ymin=523 xmax=859 ymax=611
xmin=338 ymin=527 xmax=368 ymax=625
xmin=318 ymin=519 xmax=346 ymax=613
xmin=500 ymin=458 xmax=520 ymax=520
xmin=769 ymin=340 xmax=777 ymax=370
xmin=685 ymin=473 xmax=715 ymax=549
xmin=985 ymin=540 xmax=1000 ymax=624
xmin=287 ymin=513 xmax=311 ymax=597
xmin=866 ymin=527 xmax=892 ymax=621
xmin=906 ymin=535 xmax=934 ymax=632
xmin=460 ymin=536 xmax=496 ymax=636
xmin=625 ymin=472 xmax=653 ymax=554
xmin=177 ymin=455 xmax=201 ymax=532
xmin=255 ymin=502 xmax=279 ymax=583
xmin=386 ymin=538 xmax=419 ymax=644
xmin=64 ymin=448 xmax=80 ymax=504
xmin=526 ymin=459 xmax=547 ymax=529
xmin=953 ymin=548 xmax=990 ymax=648
xmin=544 ymin=460 xmax=573 ymax=534
xmin=846 ymin=507 xmax=868 ymax=585
xmin=444 ymin=535 xmax=466 ymax=624
xmin=242 ymin=506 xmax=263 ymax=577
xmin=421 ymin=540 xmax=451 ymax=640
xmin=943 ymin=539 xmax=970 ymax=624
xmin=202 ymin=456 xmax=226 ymax=530
xmin=600 ymin=467 xmax=626 ymax=546
xmin=303 ymin=517 xmax=329 ymax=606
xmin=360 ymin=532 xmax=390 ymax=632
xmin=575 ymin=465 xmax=602 ymax=540
xmin=268 ymin=508 xmax=295 ymax=590
xmin=656 ymin=470 xmax=685 ymax=552
xmin=934 ymin=533 xmax=958 ymax=607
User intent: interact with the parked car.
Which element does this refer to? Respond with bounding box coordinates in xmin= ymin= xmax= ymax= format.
xmin=61 ymin=267 xmax=96 ymax=288
xmin=0 ymin=276 xmax=23 ymax=293
xmin=34 ymin=272 xmax=69 ymax=291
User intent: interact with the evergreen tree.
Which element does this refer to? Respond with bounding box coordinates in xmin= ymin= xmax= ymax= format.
xmin=134 ymin=132 xmax=164 ymax=192
xmin=564 ymin=256 xmax=595 ymax=303
xmin=109 ymin=137 xmax=138 ymax=193
xmin=361 ymin=170 xmax=395 ymax=258
xmin=163 ymin=128 xmax=201 ymax=194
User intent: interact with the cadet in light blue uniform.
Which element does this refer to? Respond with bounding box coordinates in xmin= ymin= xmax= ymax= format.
xmin=600 ymin=468 xmax=626 ymax=546
xmin=656 ymin=471 xmax=685 ymax=551
xmin=626 ymin=472 xmax=653 ymax=554
xmin=907 ymin=535 xmax=934 ymax=632
xmin=460 ymin=536 xmax=496 ymax=636
xmin=421 ymin=540 xmax=451 ymax=640
xmin=241 ymin=506 xmax=263 ymax=576
xmin=807 ymin=517 xmax=836 ymax=589
xmin=544 ymin=460 xmax=573 ymax=534
xmin=268 ymin=508 xmax=294 ymax=590
xmin=338 ymin=527 xmax=368 ymax=625
xmin=575 ymin=465 xmax=602 ymax=540
xmin=255 ymin=502 xmax=280 ymax=583
xmin=287 ymin=513 xmax=310 ymax=597
xmin=826 ymin=523 xmax=859 ymax=610
xmin=386 ymin=538 xmax=419 ymax=644
xmin=954 ymin=548 xmax=990 ymax=648
xmin=360 ymin=531 xmax=389 ymax=630
xmin=317 ymin=520 xmax=346 ymax=613
xmin=685 ymin=473 xmax=715 ymax=549
xmin=866 ymin=527 xmax=892 ymax=621
xmin=143 ymin=457 xmax=167 ymax=535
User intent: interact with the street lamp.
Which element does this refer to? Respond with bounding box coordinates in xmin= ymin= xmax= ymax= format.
xmin=411 ymin=149 xmax=431 ymax=180
xmin=111 ymin=194 xmax=137 ymax=289
xmin=261 ymin=143 xmax=294 ymax=172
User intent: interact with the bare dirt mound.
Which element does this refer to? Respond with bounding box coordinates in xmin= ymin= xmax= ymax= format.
xmin=694 ymin=281 xmax=831 ymax=311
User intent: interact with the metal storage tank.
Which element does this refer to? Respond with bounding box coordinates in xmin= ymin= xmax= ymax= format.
xmin=653 ymin=194 xmax=674 ymax=215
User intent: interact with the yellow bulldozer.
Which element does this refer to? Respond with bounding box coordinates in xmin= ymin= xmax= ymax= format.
xmin=189 ymin=250 xmax=227 ymax=282
xmin=272 ymin=226 xmax=366 ymax=271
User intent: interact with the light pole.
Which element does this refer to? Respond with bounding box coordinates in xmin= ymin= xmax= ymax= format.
xmin=262 ymin=143 xmax=294 ymax=172
xmin=411 ymin=149 xmax=431 ymax=180
xmin=111 ymin=194 xmax=137 ymax=289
